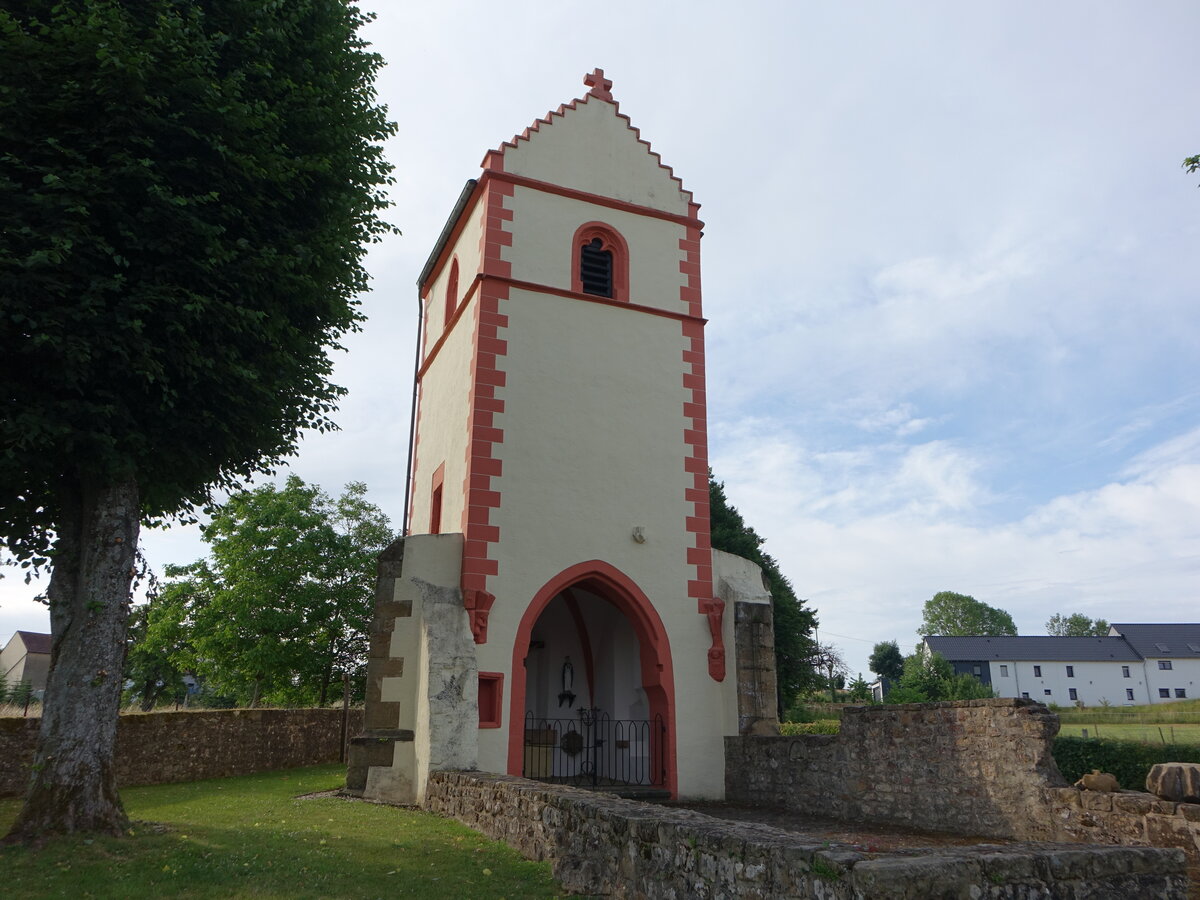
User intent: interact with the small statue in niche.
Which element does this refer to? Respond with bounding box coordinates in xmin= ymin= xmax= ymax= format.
xmin=557 ymin=656 xmax=576 ymax=708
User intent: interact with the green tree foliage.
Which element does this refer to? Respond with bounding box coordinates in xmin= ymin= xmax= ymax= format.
xmin=137 ymin=478 xmax=394 ymax=708
xmin=846 ymin=673 xmax=873 ymax=703
xmin=709 ymin=478 xmax=820 ymax=712
xmin=884 ymin=648 xmax=995 ymax=703
xmin=1186 ymin=154 xmax=1199 ymax=185
xmin=868 ymin=640 xmax=904 ymax=681
xmin=122 ymin=565 xmax=201 ymax=711
xmin=1045 ymin=613 xmax=1109 ymax=637
xmin=917 ymin=591 xmax=1017 ymax=636
xmin=0 ymin=1 xmax=394 ymax=840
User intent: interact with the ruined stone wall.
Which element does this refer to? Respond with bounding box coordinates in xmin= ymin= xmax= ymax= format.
xmin=423 ymin=770 xmax=1187 ymax=899
xmin=0 ymin=708 xmax=359 ymax=796
xmin=726 ymin=698 xmax=1065 ymax=840
xmin=726 ymin=698 xmax=1200 ymax=873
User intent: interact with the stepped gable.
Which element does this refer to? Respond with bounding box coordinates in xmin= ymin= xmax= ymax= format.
xmin=481 ymin=69 xmax=695 ymax=215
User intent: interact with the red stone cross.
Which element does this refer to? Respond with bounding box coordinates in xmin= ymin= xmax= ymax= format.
xmin=584 ymin=68 xmax=613 ymax=101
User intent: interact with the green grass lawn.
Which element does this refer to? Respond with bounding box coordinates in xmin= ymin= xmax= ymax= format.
xmin=1056 ymin=721 xmax=1200 ymax=743
xmin=0 ymin=764 xmax=565 ymax=899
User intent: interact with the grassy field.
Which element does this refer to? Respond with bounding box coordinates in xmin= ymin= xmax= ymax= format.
xmin=1053 ymin=697 xmax=1200 ymax=725
xmin=0 ymin=764 xmax=565 ymax=899
xmin=1056 ymin=721 xmax=1200 ymax=743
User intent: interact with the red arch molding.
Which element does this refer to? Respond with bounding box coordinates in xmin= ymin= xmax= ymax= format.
xmin=506 ymin=560 xmax=678 ymax=797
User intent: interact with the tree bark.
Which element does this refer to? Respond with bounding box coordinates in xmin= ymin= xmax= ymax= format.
xmin=5 ymin=476 xmax=139 ymax=842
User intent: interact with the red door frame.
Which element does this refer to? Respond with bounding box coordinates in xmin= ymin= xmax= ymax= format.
xmin=506 ymin=560 xmax=677 ymax=797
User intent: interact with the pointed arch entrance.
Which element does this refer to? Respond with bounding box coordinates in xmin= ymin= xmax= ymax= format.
xmin=507 ymin=561 xmax=677 ymax=797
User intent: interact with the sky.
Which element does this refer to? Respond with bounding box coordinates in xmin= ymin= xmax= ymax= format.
xmin=3 ymin=1 xmax=1199 ymax=683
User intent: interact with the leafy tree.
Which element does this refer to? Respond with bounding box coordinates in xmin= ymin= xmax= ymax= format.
xmin=917 ymin=591 xmax=1017 ymax=636
xmin=0 ymin=1 xmax=394 ymax=840
xmin=709 ymin=478 xmax=820 ymax=714
xmin=1186 ymin=154 xmax=1199 ymax=185
xmin=900 ymin=648 xmax=954 ymax=698
xmin=868 ymin=640 xmax=904 ymax=681
xmin=846 ymin=673 xmax=873 ymax=703
xmin=145 ymin=478 xmax=394 ymax=707
xmin=1045 ymin=613 xmax=1109 ymax=637
xmin=122 ymin=566 xmax=200 ymax=711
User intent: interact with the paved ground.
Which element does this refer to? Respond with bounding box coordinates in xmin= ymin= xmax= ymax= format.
xmin=665 ymin=801 xmax=1016 ymax=854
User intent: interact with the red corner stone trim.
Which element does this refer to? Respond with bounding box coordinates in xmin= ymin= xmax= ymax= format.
xmin=465 ymin=589 xmax=496 ymax=644
xmin=700 ymin=598 xmax=726 ymax=682
xmin=458 ymin=177 xmax=513 ymax=626
xmin=679 ymin=202 xmax=718 ymax=679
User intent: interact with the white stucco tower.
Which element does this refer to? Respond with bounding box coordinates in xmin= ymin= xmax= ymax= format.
xmin=350 ymin=71 xmax=775 ymax=803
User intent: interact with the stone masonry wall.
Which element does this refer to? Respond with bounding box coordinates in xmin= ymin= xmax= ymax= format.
xmin=727 ymin=698 xmax=1065 ymax=840
xmin=726 ymin=698 xmax=1200 ymax=874
xmin=0 ymin=708 xmax=360 ymax=797
xmin=424 ymin=770 xmax=1187 ymax=899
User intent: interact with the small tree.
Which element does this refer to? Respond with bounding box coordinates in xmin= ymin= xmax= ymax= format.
xmin=918 ymin=591 xmax=1017 ymax=636
xmin=846 ymin=673 xmax=873 ymax=702
xmin=869 ymin=640 xmax=904 ymax=681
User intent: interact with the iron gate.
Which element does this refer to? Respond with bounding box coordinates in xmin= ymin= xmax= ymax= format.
xmin=522 ymin=708 xmax=666 ymax=788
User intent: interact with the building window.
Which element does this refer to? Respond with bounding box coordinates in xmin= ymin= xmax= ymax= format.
xmin=1159 ymin=688 xmax=1170 ymax=698
xmin=1065 ymin=665 xmax=1074 ymax=677
xmin=1033 ymin=665 xmax=1042 ymax=677
xmin=429 ymin=463 xmax=445 ymax=535
xmin=1122 ymin=666 xmax=1130 ymax=678
xmin=1158 ymin=660 xmax=1173 ymax=670
xmin=1044 ymin=689 xmax=1052 ymax=696
xmin=972 ymin=665 xmax=981 ymax=676
xmin=1021 ymin=692 xmax=1029 ymax=699
xmin=1069 ymin=688 xmax=1078 ymax=701
xmin=444 ymin=258 xmax=460 ymax=330
xmin=999 ymin=665 xmax=1008 ymax=677
xmin=571 ymin=222 xmax=629 ymax=302
xmin=478 ymin=672 xmax=504 ymax=728
xmin=1176 ymin=689 xmax=1187 ymax=699
xmin=1126 ymin=689 xmax=1135 ymax=701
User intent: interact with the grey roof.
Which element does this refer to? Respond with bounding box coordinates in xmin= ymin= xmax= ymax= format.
xmin=1110 ymin=624 xmax=1200 ymax=660
xmin=924 ymin=635 xmax=1142 ymax=662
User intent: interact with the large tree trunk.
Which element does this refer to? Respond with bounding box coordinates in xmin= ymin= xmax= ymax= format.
xmin=5 ymin=477 xmax=139 ymax=842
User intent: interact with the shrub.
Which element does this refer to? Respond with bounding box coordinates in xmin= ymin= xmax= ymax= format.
xmin=779 ymin=720 xmax=841 ymax=736
xmin=1052 ymin=736 xmax=1200 ymax=789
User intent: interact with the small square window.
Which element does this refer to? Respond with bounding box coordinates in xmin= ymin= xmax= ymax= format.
xmin=478 ymin=672 xmax=504 ymax=728
xmin=972 ymin=665 xmax=981 ymax=676
xmin=1158 ymin=660 xmax=1173 ymax=670
xmin=1176 ymin=689 xmax=1187 ymax=699
xmin=1159 ymin=688 xmax=1170 ymax=698
xmin=1126 ymin=688 xmax=1135 ymax=701
xmin=999 ymin=665 xmax=1008 ymax=677
xmin=1033 ymin=665 xmax=1042 ymax=677
xmin=1021 ymin=692 xmax=1030 ymax=699
xmin=1044 ymin=689 xmax=1052 ymax=696
xmin=1065 ymin=665 xmax=1074 ymax=677
xmin=1068 ymin=688 xmax=1078 ymax=701
xmin=1122 ymin=666 xmax=1130 ymax=678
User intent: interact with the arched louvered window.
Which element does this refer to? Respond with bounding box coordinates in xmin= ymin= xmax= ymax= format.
xmin=571 ymin=223 xmax=629 ymax=302
xmin=579 ymin=238 xmax=613 ymax=298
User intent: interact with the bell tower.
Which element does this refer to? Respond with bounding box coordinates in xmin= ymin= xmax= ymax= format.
xmin=351 ymin=71 xmax=775 ymax=804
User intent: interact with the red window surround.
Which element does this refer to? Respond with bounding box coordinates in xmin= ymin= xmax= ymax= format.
xmin=430 ymin=463 xmax=445 ymax=534
xmin=571 ymin=222 xmax=629 ymax=302
xmin=478 ymin=672 xmax=503 ymax=728
xmin=444 ymin=258 xmax=460 ymax=330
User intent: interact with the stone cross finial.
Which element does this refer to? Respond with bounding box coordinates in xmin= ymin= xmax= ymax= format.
xmin=584 ymin=68 xmax=613 ymax=101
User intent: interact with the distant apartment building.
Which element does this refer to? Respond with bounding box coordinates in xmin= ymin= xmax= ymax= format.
xmin=0 ymin=630 xmax=51 ymax=698
xmin=924 ymin=623 xmax=1200 ymax=706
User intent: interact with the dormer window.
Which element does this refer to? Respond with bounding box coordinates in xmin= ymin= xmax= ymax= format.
xmin=571 ymin=222 xmax=628 ymax=302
